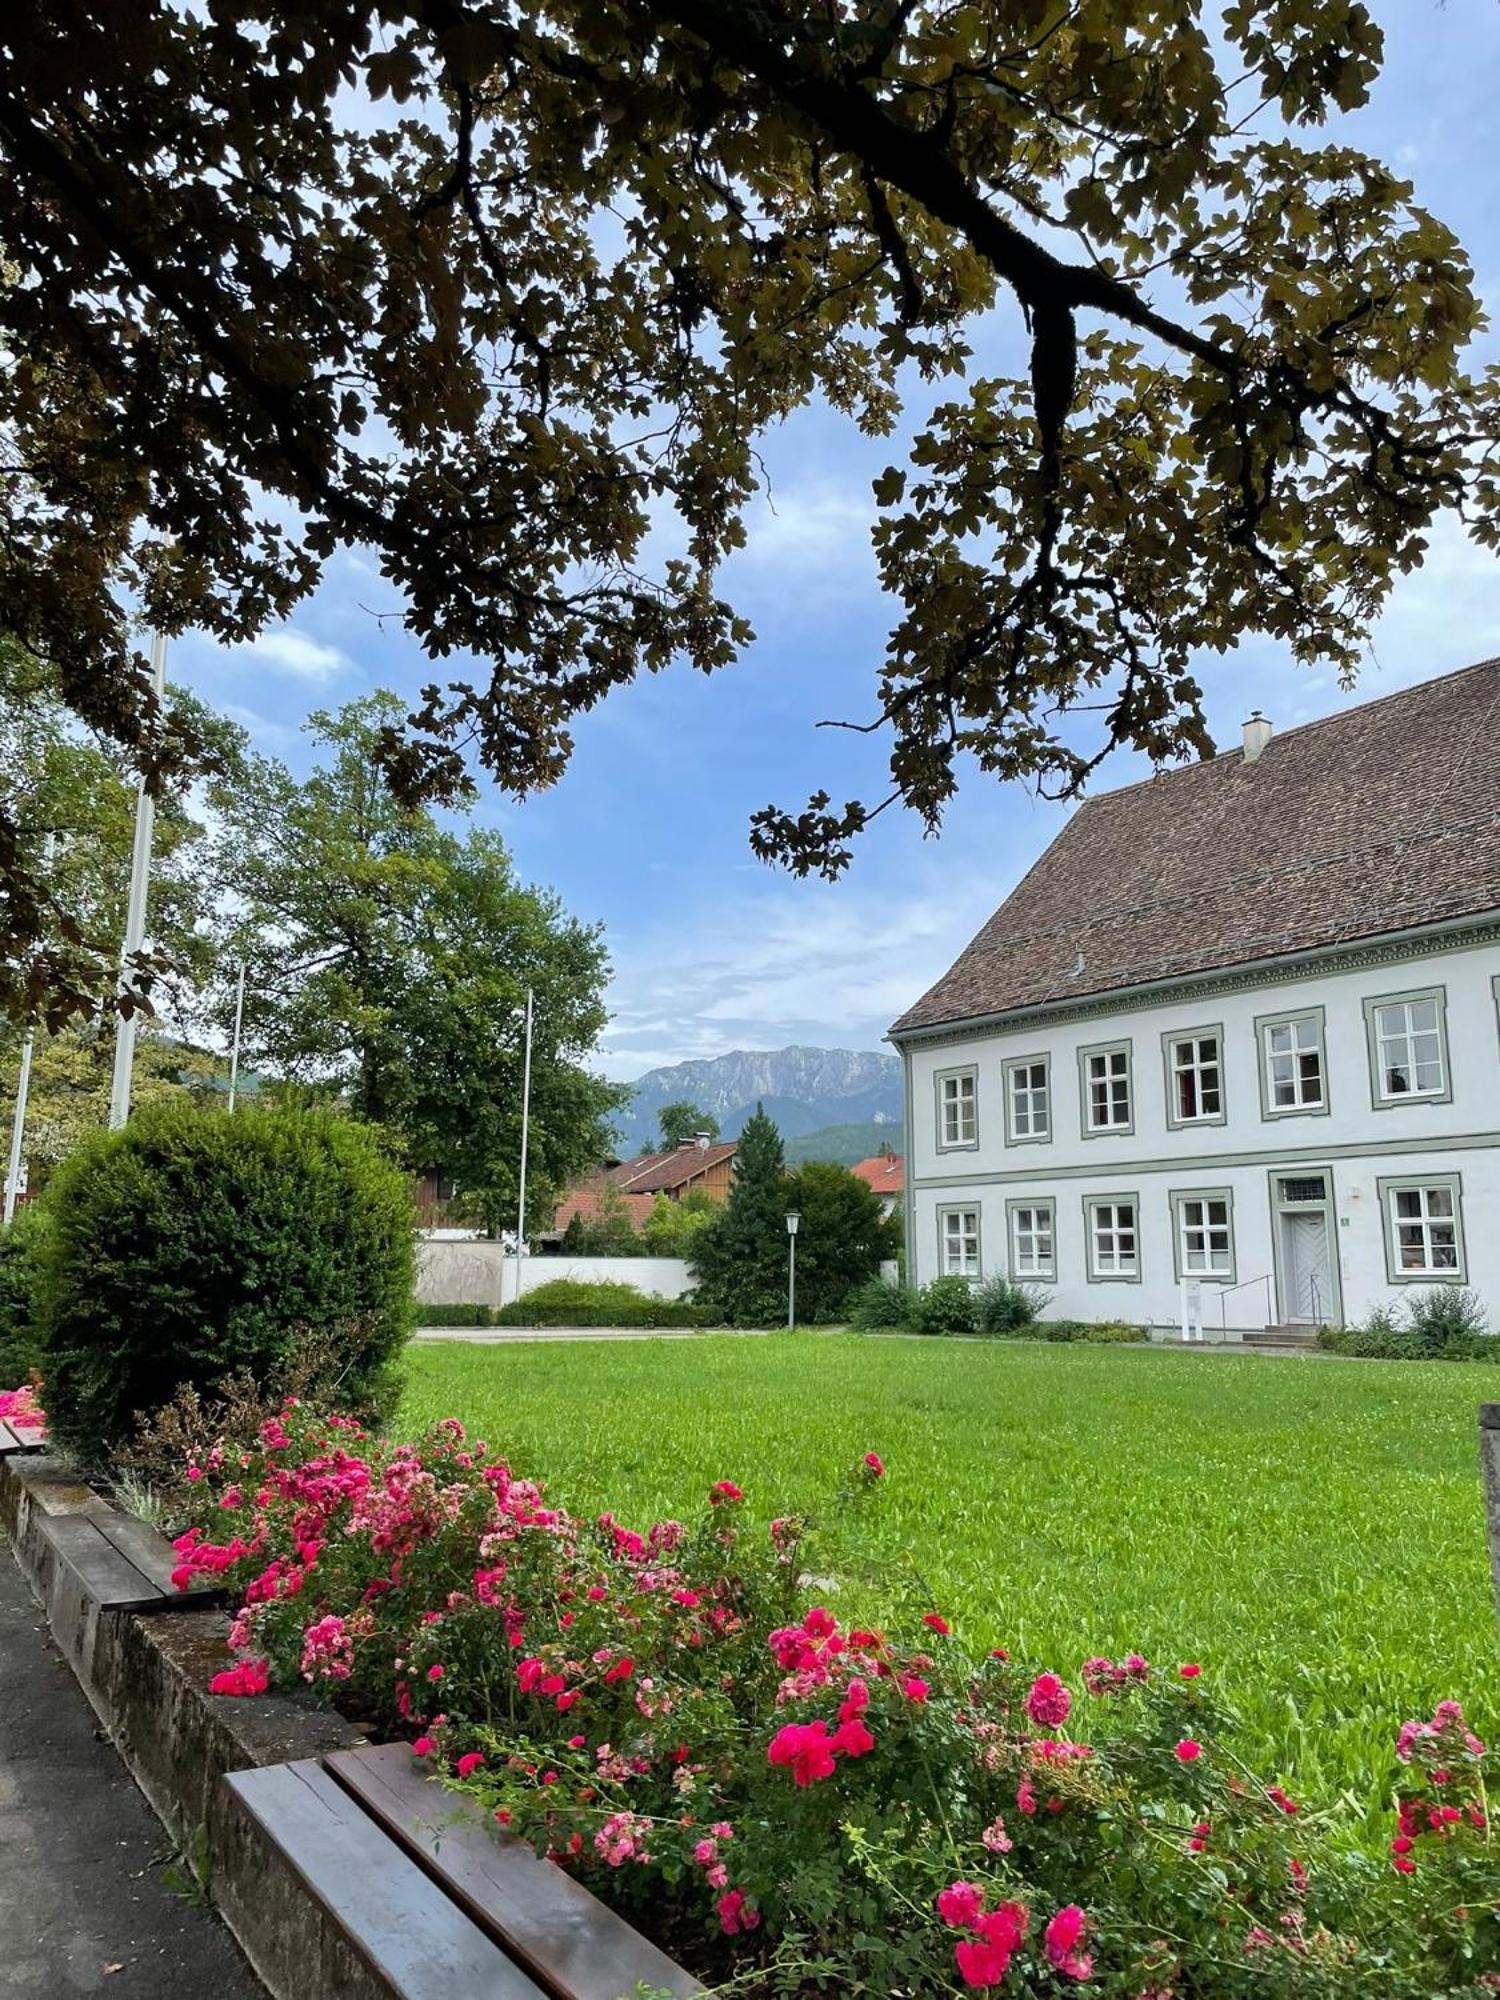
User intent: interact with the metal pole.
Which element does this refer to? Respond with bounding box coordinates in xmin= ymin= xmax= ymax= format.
xmin=515 ymin=986 xmax=533 ymax=1261
xmin=3 ymin=1026 xmax=36 ymax=1226
xmin=788 ymin=1234 xmax=796 ymax=1330
xmin=227 ymin=958 xmax=247 ymax=1111
xmin=108 ymin=630 xmax=168 ymax=1129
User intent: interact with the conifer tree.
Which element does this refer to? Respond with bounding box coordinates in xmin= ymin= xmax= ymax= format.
xmin=689 ymin=1104 xmax=789 ymax=1327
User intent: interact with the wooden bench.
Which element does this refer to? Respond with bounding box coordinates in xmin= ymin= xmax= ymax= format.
xmin=6 ymin=1453 xmax=226 ymax=1612
xmin=226 ymin=1741 xmax=702 ymax=2000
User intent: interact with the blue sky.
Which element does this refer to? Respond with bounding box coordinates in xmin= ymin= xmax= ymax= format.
xmin=170 ymin=2 xmax=1500 ymax=1082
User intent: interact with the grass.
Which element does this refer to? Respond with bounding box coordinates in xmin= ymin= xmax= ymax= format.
xmin=401 ymin=1331 xmax=1500 ymax=1813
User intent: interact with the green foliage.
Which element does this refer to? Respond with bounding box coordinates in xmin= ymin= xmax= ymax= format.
xmin=36 ymin=1100 xmax=416 ymax=1466
xmin=208 ymin=695 xmax=625 ymax=1234
xmin=689 ymin=1105 xmax=790 ymax=1327
xmin=911 ymin=1275 xmax=977 ymax=1336
xmin=639 ymin=1188 xmax=717 ymax=1257
xmin=418 ymin=1302 xmax=499 ymax=1328
xmin=972 ymin=1274 xmax=1045 ymax=1336
xmin=0 ymin=1202 xmax=49 ymax=1380
xmin=1319 ymin=1288 xmax=1495 ymax=1361
xmin=402 ymin=1332 xmax=1500 ymax=1823
xmin=559 ymin=1179 xmax=642 ymax=1256
xmin=846 ymin=1275 xmax=918 ymax=1330
xmin=7 ymin=4 xmax=1495 ymax=918
xmin=653 ymin=1102 xmax=719 ymax=1151
xmin=780 ymin=1159 xmax=899 ymax=1322
xmin=1039 ymin=1320 xmax=1151 ymax=1345
xmin=494 ymin=1279 xmax=706 ymax=1329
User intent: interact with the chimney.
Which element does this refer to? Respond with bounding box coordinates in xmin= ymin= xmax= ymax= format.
xmin=694 ymin=1130 xmax=711 ymax=1150
xmin=1242 ymin=711 xmax=1273 ymax=764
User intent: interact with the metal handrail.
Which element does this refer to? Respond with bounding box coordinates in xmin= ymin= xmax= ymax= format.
xmin=1218 ymin=1273 xmax=1274 ymax=1330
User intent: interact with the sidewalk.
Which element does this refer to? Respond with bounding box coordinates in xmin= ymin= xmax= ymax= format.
xmin=414 ymin=1325 xmax=772 ymax=1343
xmin=0 ymin=1548 xmax=262 ymax=1999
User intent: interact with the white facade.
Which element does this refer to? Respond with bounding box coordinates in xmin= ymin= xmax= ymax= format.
xmin=416 ymin=1240 xmax=694 ymax=1307
xmin=898 ymin=923 xmax=1500 ymax=1334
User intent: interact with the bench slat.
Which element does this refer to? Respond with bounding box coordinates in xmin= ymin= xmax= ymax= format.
xmin=226 ymin=1760 xmax=548 ymax=2000
xmin=43 ymin=1513 xmax=172 ymax=1611
xmin=0 ymin=1420 xmax=20 ymax=1454
xmin=325 ymin=1743 xmax=701 ymax=2000
xmin=91 ymin=1508 xmax=226 ymax=1605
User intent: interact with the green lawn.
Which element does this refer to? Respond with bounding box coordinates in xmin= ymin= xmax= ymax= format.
xmin=401 ymin=1332 xmax=1500 ymax=1807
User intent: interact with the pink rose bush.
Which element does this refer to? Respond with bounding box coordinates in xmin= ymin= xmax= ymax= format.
xmin=167 ymin=1405 xmax=1500 ymax=1996
xmin=0 ymin=1382 xmax=45 ymax=1431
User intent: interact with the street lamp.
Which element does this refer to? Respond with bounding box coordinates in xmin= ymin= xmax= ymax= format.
xmin=785 ymin=1211 xmax=800 ymax=1330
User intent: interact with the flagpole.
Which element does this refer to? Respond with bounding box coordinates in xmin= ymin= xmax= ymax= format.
xmin=515 ymin=986 xmax=534 ymax=1262
xmin=227 ymin=957 xmax=247 ymax=1111
xmin=108 ymin=631 xmax=167 ymax=1130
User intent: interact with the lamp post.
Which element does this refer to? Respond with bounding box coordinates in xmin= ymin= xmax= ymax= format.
xmin=108 ymin=629 xmax=168 ymax=1129
xmin=785 ymin=1211 xmax=800 ymax=1330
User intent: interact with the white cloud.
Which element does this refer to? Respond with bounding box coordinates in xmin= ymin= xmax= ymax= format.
xmin=243 ymin=628 xmax=351 ymax=679
xmin=728 ymin=480 xmax=876 ymax=599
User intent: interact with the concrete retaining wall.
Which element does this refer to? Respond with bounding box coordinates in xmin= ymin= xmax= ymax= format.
xmin=416 ymin=1240 xmax=694 ymax=1307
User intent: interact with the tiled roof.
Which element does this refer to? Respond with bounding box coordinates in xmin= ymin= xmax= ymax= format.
xmin=619 ymin=1142 xmax=738 ymax=1194
xmin=550 ymin=1185 xmax=655 ymax=1234
xmin=892 ymin=658 xmax=1500 ymax=1036
xmin=850 ymin=1153 xmax=904 ymax=1195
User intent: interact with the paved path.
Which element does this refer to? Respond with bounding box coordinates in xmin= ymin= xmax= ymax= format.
xmin=414 ymin=1325 xmax=772 ymax=1343
xmin=0 ymin=1549 xmax=262 ymax=1999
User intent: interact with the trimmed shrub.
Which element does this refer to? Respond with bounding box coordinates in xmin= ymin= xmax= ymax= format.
xmin=495 ymin=1278 xmax=707 ymax=1328
xmin=847 ymin=1275 xmax=918 ymax=1330
xmin=972 ymin=1274 xmax=1045 ymax=1336
xmin=417 ymin=1301 xmax=499 ymax=1327
xmin=36 ymin=1101 xmax=415 ymax=1467
xmin=0 ymin=1201 xmax=49 ymax=1381
xmin=911 ymin=1275 xmax=977 ymax=1336
xmin=1406 ymin=1285 xmax=1490 ymax=1350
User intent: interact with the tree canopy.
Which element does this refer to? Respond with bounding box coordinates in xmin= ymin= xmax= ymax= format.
xmin=655 ymin=1103 xmax=720 ymax=1151
xmin=4 ymin=0 xmax=1497 ymax=964
xmin=209 ymin=693 xmax=625 ymax=1231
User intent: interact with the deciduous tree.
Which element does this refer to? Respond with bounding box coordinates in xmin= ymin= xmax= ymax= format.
xmin=4 ymin=0 xmax=1497 ymax=989
xmin=654 ymin=1104 xmax=720 ymax=1151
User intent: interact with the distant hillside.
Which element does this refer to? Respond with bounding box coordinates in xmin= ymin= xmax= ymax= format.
xmin=615 ymin=1046 xmax=901 ymax=1152
xmin=783 ymin=1119 xmax=905 ymax=1168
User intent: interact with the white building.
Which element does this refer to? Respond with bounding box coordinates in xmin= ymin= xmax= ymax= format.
xmin=890 ymin=661 xmax=1500 ymax=1339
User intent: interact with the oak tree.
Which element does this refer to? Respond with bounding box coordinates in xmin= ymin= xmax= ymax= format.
xmin=4 ymin=0 xmax=1497 ymax=1010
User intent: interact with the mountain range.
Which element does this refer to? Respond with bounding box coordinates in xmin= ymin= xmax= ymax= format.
xmin=614 ymin=1045 xmax=903 ymax=1156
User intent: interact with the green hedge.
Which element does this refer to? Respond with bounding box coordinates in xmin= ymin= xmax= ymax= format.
xmin=1316 ymin=1287 xmax=1497 ymax=1362
xmin=0 ymin=1202 xmax=49 ymax=1382
xmin=495 ymin=1278 xmax=710 ymax=1328
xmin=418 ymin=1301 xmax=500 ymax=1327
xmin=37 ymin=1101 xmax=416 ymax=1467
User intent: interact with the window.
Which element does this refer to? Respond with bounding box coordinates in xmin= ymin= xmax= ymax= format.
xmin=1163 ymin=1029 xmax=1224 ymax=1127
xmin=1085 ymin=1196 xmax=1139 ymax=1280
xmin=1171 ymin=1189 xmax=1235 ymax=1280
xmin=1007 ymin=1199 xmax=1055 ymax=1280
xmin=938 ymin=1206 xmax=981 ymax=1278
xmin=1256 ymin=1009 xmax=1327 ymax=1118
xmin=1364 ymin=989 xmax=1450 ymax=1107
xmin=935 ymin=1068 xmax=978 ymax=1150
xmin=1078 ymin=1041 xmax=1133 ymax=1135
xmin=1379 ymin=1177 xmax=1465 ymax=1282
xmin=1003 ymin=1056 xmax=1051 ymax=1144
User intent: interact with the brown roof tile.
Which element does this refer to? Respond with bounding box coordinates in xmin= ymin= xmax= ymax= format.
xmin=892 ymin=658 xmax=1500 ymax=1036
xmin=620 ymin=1142 xmax=738 ymax=1194
xmin=850 ymin=1154 xmax=904 ymax=1195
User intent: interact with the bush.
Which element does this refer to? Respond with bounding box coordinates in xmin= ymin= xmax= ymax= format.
xmin=495 ymin=1278 xmax=707 ymax=1328
xmin=417 ymin=1301 xmax=499 ymax=1327
xmin=972 ymin=1274 xmax=1045 ymax=1336
xmin=911 ymin=1275 xmax=977 ymax=1336
xmin=846 ymin=1275 xmax=918 ymax=1330
xmin=171 ymin=1407 xmax=1500 ymax=2000
xmin=0 ymin=1201 xmax=49 ymax=1382
xmin=1319 ymin=1288 xmax=1496 ymax=1362
xmin=35 ymin=1101 xmax=415 ymax=1468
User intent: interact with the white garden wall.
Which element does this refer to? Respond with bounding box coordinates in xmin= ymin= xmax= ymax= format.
xmin=416 ymin=1240 xmax=694 ymax=1308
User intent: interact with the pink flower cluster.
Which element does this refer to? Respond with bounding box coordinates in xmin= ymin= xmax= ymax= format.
xmin=936 ymin=1881 xmax=1030 ymax=1988
xmin=1390 ymin=1700 xmax=1488 ymax=1875
xmin=0 ymin=1383 xmax=45 ymax=1429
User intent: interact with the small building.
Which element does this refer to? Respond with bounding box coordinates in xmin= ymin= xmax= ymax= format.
xmin=849 ymin=1150 xmax=905 ymax=1218
xmin=544 ymin=1136 xmax=738 ymax=1246
xmin=889 ymin=659 xmax=1500 ymax=1337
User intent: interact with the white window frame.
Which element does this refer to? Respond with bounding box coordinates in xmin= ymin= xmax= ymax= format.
xmin=1162 ymin=1026 xmax=1226 ymax=1130
xmin=1083 ymin=1194 xmax=1140 ymax=1282
xmin=934 ymin=1066 xmax=978 ymax=1152
xmin=1363 ymin=987 xmax=1451 ymax=1109
xmin=1006 ymin=1197 xmax=1056 ymax=1281
xmin=937 ymin=1205 xmax=982 ymax=1279
xmin=1002 ymin=1055 xmax=1052 ymax=1146
xmin=1170 ymin=1188 xmax=1236 ymax=1282
xmin=1255 ymin=1008 xmax=1328 ymax=1120
xmin=1378 ymin=1176 xmax=1465 ymax=1283
xmin=1078 ymin=1040 xmax=1134 ymax=1137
